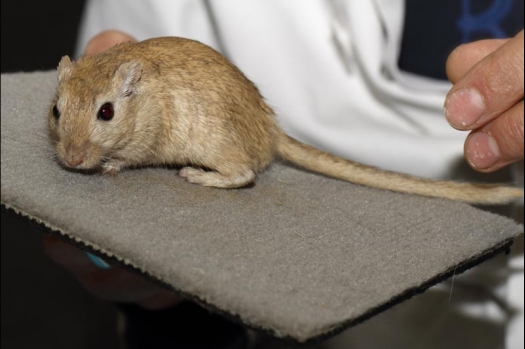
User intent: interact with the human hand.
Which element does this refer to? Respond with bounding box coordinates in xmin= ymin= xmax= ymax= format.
xmin=42 ymin=30 xmax=183 ymax=310
xmin=445 ymin=30 xmax=524 ymax=172
xmin=43 ymin=235 xmax=183 ymax=310
xmin=83 ymin=30 xmax=137 ymax=55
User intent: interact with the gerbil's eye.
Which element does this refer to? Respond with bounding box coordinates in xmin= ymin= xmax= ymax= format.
xmin=52 ymin=105 xmax=60 ymax=119
xmin=98 ymin=103 xmax=114 ymax=121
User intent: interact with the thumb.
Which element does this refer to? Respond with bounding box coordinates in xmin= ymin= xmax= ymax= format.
xmin=84 ymin=30 xmax=137 ymax=56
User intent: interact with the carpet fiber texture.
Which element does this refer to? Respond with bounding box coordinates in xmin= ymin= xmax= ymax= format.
xmin=1 ymin=72 xmax=523 ymax=343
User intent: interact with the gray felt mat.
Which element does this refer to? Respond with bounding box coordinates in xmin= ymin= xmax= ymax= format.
xmin=1 ymin=71 xmax=523 ymax=344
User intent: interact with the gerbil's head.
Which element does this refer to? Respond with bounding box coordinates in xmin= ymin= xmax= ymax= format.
xmin=48 ymin=55 xmax=143 ymax=170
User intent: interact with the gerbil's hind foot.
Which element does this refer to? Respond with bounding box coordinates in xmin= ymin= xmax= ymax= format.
xmin=179 ymin=167 xmax=256 ymax=189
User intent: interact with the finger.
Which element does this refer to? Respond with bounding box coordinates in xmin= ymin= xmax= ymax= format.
xmin=43 ymin=236 xmax=157 ymax=301
xmin=465 ymin=101 xmax=524 ymax=172
xmin=43 ymin=236 xmax=183 ymax=309
xmin=79 ymin=268 xmax=184 ymax=308
xmin=42 ymin=235 xmax=99 ymax=276
xmin=446 ymin=39 xmax=508 ymax=83
xmin=78 ymin=268 xmax=170 ymax=303
xmin=136 ymin=291 xmax=184 ymax=311
xmin=84 ymin=30 xmax=137 ymax=56
xmin=445 ymin=30 xmax=524 ymax=130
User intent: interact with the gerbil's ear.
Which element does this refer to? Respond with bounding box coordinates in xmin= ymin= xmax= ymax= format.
xmin=57 ymin=55 xmax=73 ymax=81
xmin=114 ymin=61 xmax=143 ymax=97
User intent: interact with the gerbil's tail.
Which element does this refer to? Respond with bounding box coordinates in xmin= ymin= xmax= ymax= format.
xmin=276 ymin=133 xmax=524 ymax=205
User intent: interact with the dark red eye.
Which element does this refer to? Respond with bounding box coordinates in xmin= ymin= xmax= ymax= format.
xmin=98 ymin=103 xmax=114 ymax=121
xmin=52 ymin=105 xmax=60 ymax=119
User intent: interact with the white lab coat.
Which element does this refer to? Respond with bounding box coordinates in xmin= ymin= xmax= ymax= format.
xmin=77 ymin=1 xmax=524 ymax=348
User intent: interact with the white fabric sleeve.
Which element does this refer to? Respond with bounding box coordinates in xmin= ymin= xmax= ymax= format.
xmin=75 ymin=0 xmax=220 ymax=57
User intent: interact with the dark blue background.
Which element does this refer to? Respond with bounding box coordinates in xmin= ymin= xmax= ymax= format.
xmin=399 ymin=0 xmax=524 ymax=80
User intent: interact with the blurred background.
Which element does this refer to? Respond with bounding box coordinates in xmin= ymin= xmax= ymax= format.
xmin=2 ymin=1 xmax=120 ymax=348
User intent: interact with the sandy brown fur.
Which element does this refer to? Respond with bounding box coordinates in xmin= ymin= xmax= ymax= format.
xmin=49 ymin=37 xmax=523 ymax=203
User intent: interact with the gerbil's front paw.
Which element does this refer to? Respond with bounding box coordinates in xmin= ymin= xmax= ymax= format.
xmin=100 ymin=168 xmax=119 ymax=177
xmin=100 ymin=161 xmax=125 ymax=177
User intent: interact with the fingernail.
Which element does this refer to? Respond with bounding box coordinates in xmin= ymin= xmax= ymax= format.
xmin=445 ymin=88 xmax=486 ymax=129
xmin=86 ymin=252 xmax=112 ymax=269
xmin=466 ymin=132 xmax=500 ymax=169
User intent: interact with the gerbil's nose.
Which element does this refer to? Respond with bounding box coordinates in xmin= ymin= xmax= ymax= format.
xmin=65 ymin=142 xmax=89 ymax=167
xmin=67 ymin=153 xmax=85 ymax=167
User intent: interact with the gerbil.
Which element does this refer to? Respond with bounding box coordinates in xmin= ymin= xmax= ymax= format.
xmin=48 ymin=37 xmax=523 ymax=205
